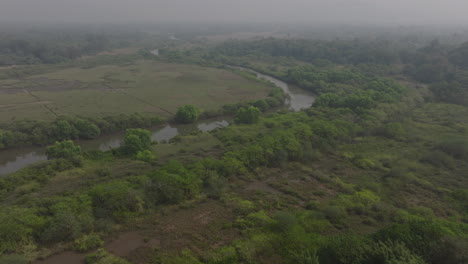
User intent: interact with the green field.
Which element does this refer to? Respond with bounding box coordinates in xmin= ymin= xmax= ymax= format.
xmin=0 ymin=60 xmax=272 ymax=122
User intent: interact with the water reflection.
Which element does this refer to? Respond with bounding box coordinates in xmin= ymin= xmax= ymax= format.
xmin=0 ymin=149 xmax=47 ymax=175
xmin=0 ymin=68 xmax=314 ymax=176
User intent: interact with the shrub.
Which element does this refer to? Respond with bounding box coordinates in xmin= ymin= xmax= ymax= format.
xmin=40 ymin=195 xmax=94 ymax=243
xmin=146 ymin=161 xmax=202 ymax=205
xmin=73 ymin=233 xmax=104 ymax=252
xmin=46 ymin=140 xmax=81 ymax=160
xmin=379 ymin=122 xmax=406 ymax=140
xmin=0 ymin=207 xmax=45 ymax=254
xmin=85 ymin=249 xmax=130 ymax=264
xmin=175 ymin=105 xmax=200 ymax=124
xmin=374 ymin=220 xmax=446 ymax=262
xmin=253 ymin=100 xmax=270 ymax=111
xmin=75 ymin=119 xmax=101 ymax=139
xmin=436 ymin=138 xmax=468 ymax=159
xmin=235 ymin=106 xmax=261 ymax=124
xmin=89 ymin=181 xmax=144 ymax=220
xmin=123 ymin=128 xmax=152 ymax=155
xmin=421 ymin=151 xmax=455 ymax=168
xmin=136 ymin=150 xmax=156 ymax=163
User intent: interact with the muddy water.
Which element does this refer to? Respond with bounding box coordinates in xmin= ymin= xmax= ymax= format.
xmin=0 ymin=69 xmax=314 ymax=176
xmin=255 ymin=71 xmax=316 ymax=111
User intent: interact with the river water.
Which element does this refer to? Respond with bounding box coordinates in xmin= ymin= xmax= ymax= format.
xmin=0 ymin=69 xmax=314 ymax=176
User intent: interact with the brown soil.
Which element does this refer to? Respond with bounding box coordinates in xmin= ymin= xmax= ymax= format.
xmin=35 ymin=251 xmax=85 ymax=264
xmin=35 ymin=200 xmax=238 ymax=264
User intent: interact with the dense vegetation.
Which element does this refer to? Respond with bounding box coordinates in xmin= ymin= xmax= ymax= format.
xmin=0 ymin=30 xmax=131 ymax=65
xmin=0 ymin=113 xmax=163 ymax=150
xmin=0 ymin=30 xmax=467 ymax=264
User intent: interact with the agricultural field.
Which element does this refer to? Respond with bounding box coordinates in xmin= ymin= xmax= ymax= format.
xmin=0 ymin=60 xmax=272 ymax=123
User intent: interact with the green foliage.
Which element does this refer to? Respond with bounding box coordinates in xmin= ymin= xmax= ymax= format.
xmin=136 ymin=150 xmax=156 ymax=163
xmin=123 ymin=128 xmax=152 ymax=155
xmin=146 ymin=161 xmax=202 ymax=205
xmin=51 ymin=120 xmax=79 ymax=141
xmin=379 ymin=122 xmax=406 ymax=140
xmin=46 ymin=140 xmax=82 ymax=160
xmin=363 ymin=241 xmax=426 ymax=264
xmin=73 ymin=233 xmax=104 ymax=252
xmin=89 ymin=181 xmax=144 ymax=220
xmin=161 ymin=250 xmax=203 ymax=264
xmin=85 ymin=249 xmax=131 ymax=264
xmin=373 ymin=220 xmax=447 ymax=262
xmin=235 ymin=106 xmax=261 ymax=124
xmin=41 ymin=195 xmax=94 ymax=243
xmin=0 ymin=113 xmax=162 ymax=150
xmin=175 ymin=104 xmax=201 ymax=124
xmin=75 ymin=119 xmax=101 ymax=139
xmin=436 ymin=137 xmax=468 ymax=159
xmin=0 ymin=207 xmax=44 ymax=254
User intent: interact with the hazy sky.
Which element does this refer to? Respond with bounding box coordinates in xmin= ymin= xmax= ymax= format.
xmin=1 ymin=0 xmax=468 ymax=25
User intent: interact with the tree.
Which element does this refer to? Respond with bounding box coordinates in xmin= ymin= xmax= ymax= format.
xmin=235 ymin=106 xmax=261 ymax=124
xmin=175 ymin=105 xmax=200 ymax=124
xmin=123 ymin=128 xmax=152 ymax=155
xmin=51 ymin=120 xmax=78 ymax=141
xmin=88 ymin=181 xmax=143 ymax=219
xmin=46 ymin=140 xmax=81 ymax=160
xmin=136 ymin=150 xmax=156 ymax=163
xmin=75 ymin=119 xmax=101 ymax=139
xmin=40 ymin=195 xmax=94 ymax=243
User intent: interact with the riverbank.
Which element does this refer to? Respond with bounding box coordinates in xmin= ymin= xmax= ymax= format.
xmin=0 ymin=69 xmax=315 ymax=176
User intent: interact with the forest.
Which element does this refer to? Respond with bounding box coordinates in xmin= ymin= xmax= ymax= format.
xmin=0 ymin=26 xmax=467 ymax=264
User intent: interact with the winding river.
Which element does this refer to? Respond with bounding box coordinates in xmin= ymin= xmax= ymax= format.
xmin=0 ymin=69 xmax=315 ymax=176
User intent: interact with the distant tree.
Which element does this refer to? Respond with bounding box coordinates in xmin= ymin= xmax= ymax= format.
xmin=123 ymin=129 xmax=152 ymax=155
xmin=253 ymin=100 xmax=269 ymax=111
xmin=74 ymin=119 xmax=101 ymax=139
xmin=175 ymin=105 xmax=200 ymax=124
xmin=46 ymin=140 xmax=81 ymax=160
xmin=235 ymin=106 xmax=261 ymax=124
xmin=51 ymin=120 xmax=78 ymax=141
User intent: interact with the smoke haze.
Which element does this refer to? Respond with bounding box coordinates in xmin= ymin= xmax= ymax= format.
xmin=1 ymin=0 xmax=468 ymax=25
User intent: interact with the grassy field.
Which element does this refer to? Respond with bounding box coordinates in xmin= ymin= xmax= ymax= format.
xmin=0 ymin=60 xmax=272 ymax=123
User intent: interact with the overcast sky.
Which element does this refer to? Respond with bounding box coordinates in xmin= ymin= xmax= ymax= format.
xmin=1 ymin=0 xmax=468 ymax=25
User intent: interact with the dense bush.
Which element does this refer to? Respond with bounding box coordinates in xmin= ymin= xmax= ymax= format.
xmin=73 ymin=233 xmax=104 ymax=252
xmin=122 ymin=128 xmax=152 ymax=155
xmin=40 ymin=195 xmax=94 ymax=243
xmin=235 ymin=106 xmax=261 ymax=124
xmin=175 ymin=105 xmax=201 ymax=124
xmin=0 ymin=113 xmax=163 ymax=150
xmin=436 ymin=138 xmax=468 ymax=159
xmin=46 ymin=140 xmax=82 ymax=160
xmin=89 ymin=181 xmax=144 ymax=220
xmin=0 ymin=207 xmax=44 ymax=254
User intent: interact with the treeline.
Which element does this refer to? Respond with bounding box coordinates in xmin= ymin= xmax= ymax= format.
xmin=210 ymin=38 xmax=468 ymax=106
xmin=0 ymin=33 xmax=125 ymax=66
xmin=0 ymin=113 xmax=164 ymax=149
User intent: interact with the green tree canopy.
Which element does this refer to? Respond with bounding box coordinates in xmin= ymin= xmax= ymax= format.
xmin=46 ymin=140 xmax=82 ymax=160
xmin=123 ymin=128 xmax=152 ymax=155
xmin=235 ymin=106 xmax=261 ymax=124
xmin=175 ymin=105 xmax=200 ymax=124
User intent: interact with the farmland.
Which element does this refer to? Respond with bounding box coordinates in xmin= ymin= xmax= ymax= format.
xmin=0 ymin=59 xmax=272 ymax=123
